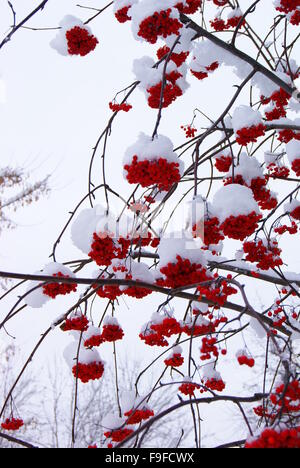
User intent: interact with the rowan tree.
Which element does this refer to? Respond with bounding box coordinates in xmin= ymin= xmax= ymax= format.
xmin=0 ymin=0 xmax=300 ymax=449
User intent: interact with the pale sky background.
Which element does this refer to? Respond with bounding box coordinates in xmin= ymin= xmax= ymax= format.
xmin=0 ymin=0 xmax=299 ymax=447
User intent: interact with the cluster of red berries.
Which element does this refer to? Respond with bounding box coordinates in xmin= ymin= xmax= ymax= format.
xmin=220 ymin=211 xmax=262 ymax=241
xmin=243 ymin=240 xmax=283 ymax=271
xmin=123 ymin=276 xmax=152 ymax=299
xmin=262 ymin=88 xmax=291 ymax=122
xmin=109 ymin=101 xmax=132 ymax=112
xmin=198 ymin=276 xmax=237 ymax=307
xmin=1 ymin=418 xmax=24 ymax=431
xmin=267 ymin=163 xmax=290 ymax=179
xmin=115 ymin=6 xmax=131 ymax=23
xmin=275 ymin=0 xmax=300 ymax=13
xmin=124 ymin=156 xmax=182 ymax=191
xmin=245 ymin=426 xmax=300 ymax=449
xmin=104 ymin=428 xmax=133 ymax=443
xmin=139 ymin=330 xmax=169 ymax=347
xmin=183 ymin=319 xmax=216 ymax=337
xmin=72 ymin=361 xmax=104 ymax=383
xmin=290 ymin=9 xmax=300 ymax=24
xmin=147 ymin=71 xmax=183 ymax=109
xmin=89 ymin=233 xmax=130 ymax=267
xmin=275 ymin=221 xmax=298 ymax=235
xmin=62 ymin=315 xmax=89 ymax=332
xmin=175 ymin=0 xmax=202 ymax=14
xmin=124 ymin=408 xmax=154 ymax=425
xmin=291 ymin=158 xmax=300 ymax=177
xmin=137 ymin=9 xmax=182 ymax=44
xmin=179 ymin=381 xmax=201 ymax=396
xmin=181 ymin=125 xmax=197 ymax=138
xmin=290 ymin=205 xmax=300 ymax=220
xmin=191 ymin=61 xmax=219 ymax=81
xmin=84 ymin=324 xmax=124 ymax=348
xmin=164 ymin=353 xmax=184 ymax=367
xmin=95 ymin=282 xmax=122 ymax=301
xmin=84 ymin=333 xmax=105 ymax=348
xmin=43 ymin=272 xmax=77 ymax=299
xmin=200 ymin=337 xmax=219 ymax=361
xmin=215 ymin=154 xmax=232 ymax=172
xmin=66 ymin=27 xmax=98 ymax=56
xmin=157 ymin=46 xmax=189 ymax=67
xmin=237 ymin=354 xmax=255 ymax=368
xmin=235 ymin=124 xmax=266 ymax=146
xmin=159 ymin=255 xmax=210 ymax=289
xmin=210 ymin=15 xmax=245 ymax=31
xmin=278 ymin=129 xmax=300 ymax=144
xmin=270 ymin=380 xmax=300 ymax=414
xmin=193 ymin=217 xmax=225 ymax=246
xmin=203 ymin=377 xmax=226 ymax=392
xmin=151 ymin=316 xmax=182 ymax=338
xmin=101 ymin=324 xmax=124 ymax=342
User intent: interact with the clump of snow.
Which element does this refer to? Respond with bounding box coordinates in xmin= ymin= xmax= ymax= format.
xmin=228 ymin=153 xmax=264 ymax=185
xmin=232 ymin=106 xmax=263 ymax=132
xmin=24 ymin=262 xmax=76 ymax=308
xmin=113 ymin=0 xmax=138 ymax=14
xmin=133 ymin=56 xmax=189 ymax=97
xmin=213 ymin=185 xmax=261 ymax=223
xmin=158 ymin=231 xmax=207 ymax=267
xmin=189 ymin=40 xmax=222 ymax=73
xmin=286 ymin=140 xmax=300 ymax=164
xmin=102 ymin=413 xmax=126 ymax=430
xmin=63 ymin=341 xmax=103 ymax=368
xmin=123 ymin=132 xmax=184 ymax=171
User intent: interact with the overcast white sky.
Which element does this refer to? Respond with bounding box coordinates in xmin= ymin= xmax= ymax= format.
xmin=0 ymin=0 xmax=299 ymax=447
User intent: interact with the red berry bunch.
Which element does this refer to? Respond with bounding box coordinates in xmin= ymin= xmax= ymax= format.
xmin=235 ymin=123 xmax=266 ymax=146
xmin=124 ymin=156 xmax=182 ymax=191
xmin=181 ymin=125 xmax=197 ymax=138
xmin=104 ymin=428 xmax=134 ymax=443
xmin=1 ymin=418 xmax=24 ymax=431
xmin=220 ymin=211 xmax=262 ymax=241
xmin=147 ymin=72 xmax=183 ymax=108
xmin=72 ymin=361 xmax=104 ymax=383
xmin=203 ymin=377 xmax=226 ymax=392
xmin=243 ymin=239 xmax=283 ymax=270
xmin=157 ymin=46 xmax=189 ymax=67
xmin=175 ymin=0 xmax=202 ymax=14
xmin=43 ymin=272 xmax=77 ymax=299
xmin=109 ymin=101 xmax=132 ymax=112
xmin=124 ymin=408 xmax=154 ymax=425
xmin=245 ymin=426 xmax=300 ymax=449
xmin=101 ymin=324 xmax=124 ymax=342
xmin=193 ymin=217 xmax=225 ymax=246
xmin=164 ymin=353 xmax=184 ymax=367
xmin=270 ymin=380 xmax=300 ymax=413
xmin=179 ymin=381 xmax=201 ymax=396
xmin=275 ymin=0 xmax=300 ymax=14
xmin=215 ymin=154 xmax=232 ymax=172
xmin=137 ymin=9 xmax=182 ymax=44
xmin=267 ymin=163 xmax=290 ymax=179
xmin=151 ymin=317 xmax=182 ymax=338
xmin=139 ymin=329 xmax=169 ymax=347
xmin=62 ymin=315 xmax=89 ymax=332
xmin=159 ymin=255 xmax=210 ymax=289
xmin=115 ymin=6 xmax=132 ymax=23
xmin=66 ymin=26 xmax=98 ymax=56
xmin=89 ymin=233 xmax=130 ymax=267
xmin=237 ymin=355 xmax=255 ymax=368
xmin=200 ymin=337 xmax=219 ymax=361
xmin=290 ymin=205 xmax=300 ymax=220
xmin=278 ymin=129 xmax=300 ymax=144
